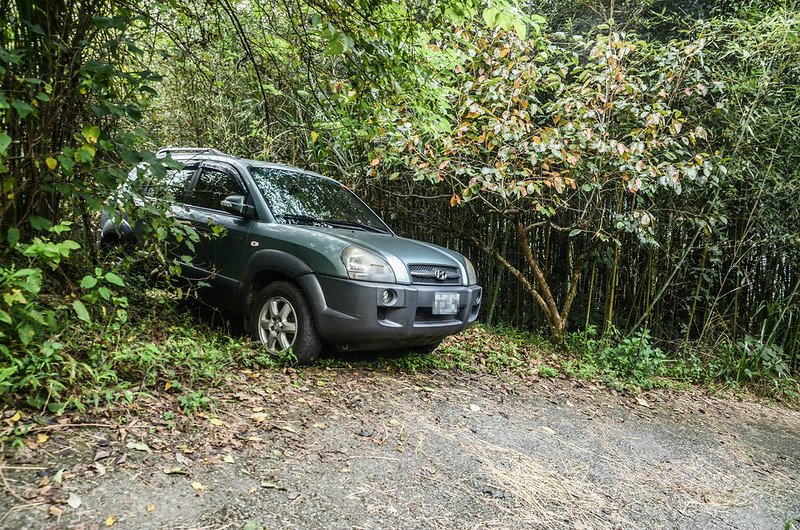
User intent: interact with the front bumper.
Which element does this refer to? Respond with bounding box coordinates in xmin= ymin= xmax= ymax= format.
xmin=298 ymin=274 xmax=482 ymax=351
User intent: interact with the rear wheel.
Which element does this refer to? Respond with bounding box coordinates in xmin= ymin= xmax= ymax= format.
xmin=250 ymin=281 xmax=322 ymax=364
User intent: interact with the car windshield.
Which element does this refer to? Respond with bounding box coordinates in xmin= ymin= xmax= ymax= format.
xmin=249 ymin=167 xmax=390 ymax=233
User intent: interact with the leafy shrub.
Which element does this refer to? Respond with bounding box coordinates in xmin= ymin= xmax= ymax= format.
xmin=567 ymin=326 xmax=667 ymax=388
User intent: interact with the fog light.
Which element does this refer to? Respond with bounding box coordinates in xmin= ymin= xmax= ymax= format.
xmin=381 ymin=289 xmax=397 ymax=306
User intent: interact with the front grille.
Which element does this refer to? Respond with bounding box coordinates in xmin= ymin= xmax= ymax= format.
xmin=415 ymin=307 xmax=460 ymax=324
xmin=408 ymin=264 xmax=461 ymax=285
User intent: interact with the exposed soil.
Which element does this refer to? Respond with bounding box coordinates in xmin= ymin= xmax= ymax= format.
xmin=1 ymin=367 xmax=799 ymax=530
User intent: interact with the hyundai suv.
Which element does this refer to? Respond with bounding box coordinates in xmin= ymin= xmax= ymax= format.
xmin=99 ymin=148 xmax=482 ymax=362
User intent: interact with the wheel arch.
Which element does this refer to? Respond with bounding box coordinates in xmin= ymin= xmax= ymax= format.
xmin=242 ymin=250 xmax=322 ymax=324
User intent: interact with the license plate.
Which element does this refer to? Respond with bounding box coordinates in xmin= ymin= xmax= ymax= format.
xmin=433 ymin=292 xmax=460 ymax=315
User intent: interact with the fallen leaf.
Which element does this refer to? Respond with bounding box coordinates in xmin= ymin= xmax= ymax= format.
xmin=53 ymin=469 xmax=64 ymax=484
xmin=274 ymin=423 xmax=298 ymax=434
xmin=162 ymin=466 xmax=188 ymax=475
xmin=67 ymin=493 xmax=82 ymax=509
xmin=340 ymin=467 xmax=350 ymax=473
xmin=9 ymin=411 xmax=21 ymax=423
xmin=126 ymin=442 xmax=151 ymax=453
xmin=223 ymin=454 xmax=235 ymax=464
xmin=49 ymin=505 xmax=64 ymax=517
xmin=209 ymin=418 xmax=224 ymax=427
xmin=37 ymin=433 xmax=49 ymax=444
xmin=105 ymin=515 xmax=117 ymax=526
xmin=251 ymin=413 xmax=269 ymax=423
xmin=260 ymin=481 xmax=285 ymax=490
xmin=93 ymin=462 xmax=107 ymax=476
xmin=146 ymin=504 xmax=155 ymax=513
xmin=94 ymin=450 xmax=111 ymax=461
xmin=249 ymin=486 xmax=258 ymax=494
xmin=175 ymin=453 xmax=192 ymax=466
xmin=636 ymin=397 xmax=651 ymax=408
xmin=469 ymin=404 xmax=481 ymax=412
xmin=541 ymin=426 xmax=556 ymax=435
xmin=191 ymin=481 xmax=205 ymax=492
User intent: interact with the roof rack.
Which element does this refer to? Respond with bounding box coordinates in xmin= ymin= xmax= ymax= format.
xmin=155 ymin=147 xmax=228 ymax=157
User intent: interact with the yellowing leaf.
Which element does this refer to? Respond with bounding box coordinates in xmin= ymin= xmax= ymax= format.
xmin=45 ymin=157 xmax=57 ymax=170
xmin=146 ymin=504 xmax=155 ymax=512
xmin=82 ymin=125 xmax=101 ymax=144
xmin=450 ymin=194 xmax=461 ymax=207
xmin=105 ymin=515 xmax=117 ymax=526
xmin=370 ymin=157 xmax=381 ymax=167
xmin=223 ymin=454 xmax=235 ymax=464
xmin=49 ymin=505 xmax=65 ymax=517
xmin=36 ymin=433 xmax=49 ymax=444
xmin=209 ymin=418 xmax=224 ymax=427
xmin=191 ymin=481 xmax=205 ymax=491
xmin=310 ymin=131 xmax=319 ymax=142
xmin=164 ymin=381 xmax=172 ymax=391
xmin=9 ymin=411 xmax=21 ymax=423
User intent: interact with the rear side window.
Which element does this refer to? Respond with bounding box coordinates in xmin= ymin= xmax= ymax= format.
xmin=160 ymin=168 xmax=196 ymax=197
xmin=137 ymin=166 xmax=196 ymax=198
xmin=185 ymin=167 xmax=245 ymax=211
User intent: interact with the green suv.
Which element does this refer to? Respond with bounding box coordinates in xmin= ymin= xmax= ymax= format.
xmin=99 ymin=148 xmax=482 ymax=362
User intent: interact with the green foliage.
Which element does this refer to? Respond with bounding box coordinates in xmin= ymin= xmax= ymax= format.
xmin=716 ymin=335 xmax=793 ymax=386
xmin=177 ymin=390 xmax=213 ymax=414
xmin=566 ymin=326 xmax=668 ymax=389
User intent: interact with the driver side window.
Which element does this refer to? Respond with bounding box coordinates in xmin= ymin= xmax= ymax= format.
xmin=185 ymin=167 xmax=245 ymax=211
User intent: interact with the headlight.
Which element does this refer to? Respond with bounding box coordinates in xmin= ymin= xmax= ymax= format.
xmin=341 ymin=246 xmax=396 ymax=283
xmin=465 ymin=257 xmax=477 ymax=285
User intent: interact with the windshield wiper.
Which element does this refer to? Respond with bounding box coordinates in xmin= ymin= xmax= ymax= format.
xmin=275 ymin=213 xmax=332 ymax=227
xmin=326 ymin=219 xmax=389 ymax=234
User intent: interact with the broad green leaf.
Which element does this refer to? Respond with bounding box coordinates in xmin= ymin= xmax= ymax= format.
xmin=11 ymin=100 xmax=35 ymax=118
xmin=104 ymin=272 xmax=125 ymax=287
xmin=80 ymin=276 xmax=98 ymax=289
xmin=0 ymin=309 xmax=11 ymax=324
xmin=72 ymin=300 xmax=91 ymax=323
xmin=29 ymin=215 xmax=52 ymax=231
xmin=7 ymin=227 xmax=19 ymax=247
xmin=0 ymin=133 xmax=10 ymax=155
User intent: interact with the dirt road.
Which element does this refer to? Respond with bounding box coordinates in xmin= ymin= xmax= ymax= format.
xmin=2 ymin=368 xmax=799 ymax=529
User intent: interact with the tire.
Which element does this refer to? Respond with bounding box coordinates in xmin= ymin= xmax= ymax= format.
xmin=250 ymin=281 xmax=322 ymax=364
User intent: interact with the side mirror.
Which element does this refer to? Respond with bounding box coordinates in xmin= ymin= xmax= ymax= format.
xmin=220 ymin=195 xmax=254 ymax=217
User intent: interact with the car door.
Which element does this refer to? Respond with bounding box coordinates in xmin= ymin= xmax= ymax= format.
xmin=182 ymin=162 xmax=255 ymax=307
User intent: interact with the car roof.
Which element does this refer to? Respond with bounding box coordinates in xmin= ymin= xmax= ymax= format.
xmin=156 ymin=147 xmax=330 ymax=181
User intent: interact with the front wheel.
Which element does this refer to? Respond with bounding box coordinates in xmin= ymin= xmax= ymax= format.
xmin=250 ymin=281 xmax=322 ymax=364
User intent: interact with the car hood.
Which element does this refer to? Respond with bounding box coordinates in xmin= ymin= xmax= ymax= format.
xmin=309 ymin=227 xmax=468 ymax=285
